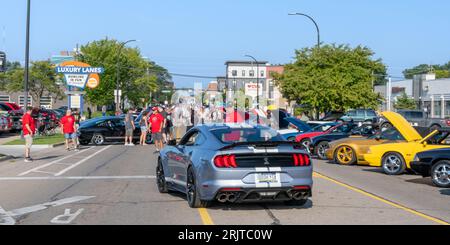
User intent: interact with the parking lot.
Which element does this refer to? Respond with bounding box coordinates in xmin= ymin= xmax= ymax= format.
xmin=0 ymin=144 xmax=448 ymax=225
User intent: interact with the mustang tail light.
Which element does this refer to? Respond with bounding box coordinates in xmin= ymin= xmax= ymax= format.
xmin=292 ymin=154 xmax=311 ymax=167
xmin=214 ymin=155 xmax=237 ymax=168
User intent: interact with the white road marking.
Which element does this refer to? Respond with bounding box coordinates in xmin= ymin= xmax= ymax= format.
xmin=54 ymin=145 xmax=113 ymax=176
xmin=0 ymin=196 xmax=95 ymax=225
xmin=0 ymin=206 xmax=16 ymax=225
xmin=50 ymin=208 xmax=84 ymax=224
xmin=18 ymin=147 xmax=94 ymax=176
xmin=4 ymin=196 xmax=95 ymax=217
xmin=0 ymin=176 xmax=156 ymax=181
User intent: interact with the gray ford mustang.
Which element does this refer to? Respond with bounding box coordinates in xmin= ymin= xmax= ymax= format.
xmin=157 ymin=124 xmax=313 ymax=208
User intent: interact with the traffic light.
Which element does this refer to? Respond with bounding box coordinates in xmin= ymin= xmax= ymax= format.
xmin=0 ymin=52 xmax=6 ymax=72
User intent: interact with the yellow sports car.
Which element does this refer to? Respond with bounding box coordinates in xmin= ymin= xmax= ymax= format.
xmin=325 ymin=127 xmax=406 ymax=165
xmin=363 ymin=111 xmax=450 ymax=175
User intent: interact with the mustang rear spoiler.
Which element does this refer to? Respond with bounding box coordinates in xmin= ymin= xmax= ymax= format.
xmin=220 ymin=141 xmax=303 ymax=151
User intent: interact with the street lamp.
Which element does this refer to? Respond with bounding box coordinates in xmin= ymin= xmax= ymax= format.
xmin=245 ymin=55 xmax=260 ymax=124
xmin=116 ymin=39 xmax=138 ymax=112
xmin=24 ymin=0 xmax=31 ymax=109
xmin=288 ymin=13 xmax=321 ymax=48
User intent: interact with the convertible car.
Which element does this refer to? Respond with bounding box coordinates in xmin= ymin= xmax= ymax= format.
xmin=295 ymin=122 xmax=340 ymax=148
xmin=325 ymin=127 xmax=405 ymax=165
xmin=363 ymin=112 xmax=450 ymax=175
xmin=309 ymin=123 xmax=375 ymax=159
xmin=157 ymin=124 xmax=313 ymax=208
xmin=411 ymin=148 xmax=450 ymax=188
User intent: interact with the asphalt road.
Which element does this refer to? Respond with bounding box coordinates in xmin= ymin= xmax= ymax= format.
xmin=0 ymin=144 xmax=448 ymax=225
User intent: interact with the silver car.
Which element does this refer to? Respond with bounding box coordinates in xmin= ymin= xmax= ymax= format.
xmin=157 ymin=124 xmax=313 ymax=208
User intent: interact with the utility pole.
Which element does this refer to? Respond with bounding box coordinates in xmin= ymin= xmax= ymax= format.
xmin=387 ymin=76 xmax=392 ymax=111
xmin=24 ymin=0 xmax=31 ymax=109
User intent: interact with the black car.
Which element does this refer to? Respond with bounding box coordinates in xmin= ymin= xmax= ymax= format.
xmin=77 ymin=116 xmax=152 ymax=145
xmin=310 ymin=123 xmax=375 ymax=159
xmin=411 ymin=148 xmax=450 ymax=188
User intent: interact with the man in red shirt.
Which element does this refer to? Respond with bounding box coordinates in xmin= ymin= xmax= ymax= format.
xmin=60 ymin=109 xmax=78 ymax=151
xmin=22 ymin=107 xmax=36 ymax=162
xmin=149 ymin=107 xmax=164 ymax=152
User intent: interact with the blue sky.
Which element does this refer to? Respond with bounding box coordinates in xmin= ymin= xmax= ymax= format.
xmin=2 ymin=0 xmax=450 ymax=87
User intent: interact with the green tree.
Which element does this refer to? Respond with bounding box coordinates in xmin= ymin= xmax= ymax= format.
xmin=4 ymin=60 xmax=64 ymax=107
xmin=403 ymin=63 xmax=450 ymax=79
xmin=77 ymin=38 xmax=169 ymax=107
xmin=273 ymin=44 xmax=385 ymax=119
xmin=394 ymin=92 xmax=416 ymax=110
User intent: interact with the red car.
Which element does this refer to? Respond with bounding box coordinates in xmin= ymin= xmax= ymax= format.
xmin=296 ymin=123 xmax=340 ymax=149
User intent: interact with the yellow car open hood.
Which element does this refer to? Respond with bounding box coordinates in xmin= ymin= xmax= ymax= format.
xmin=382 ymin=111 xmax=422 ymax=142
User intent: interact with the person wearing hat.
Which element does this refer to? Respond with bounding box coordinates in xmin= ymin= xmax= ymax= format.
xmin=149 ymin=106 xmax=164 ymax=152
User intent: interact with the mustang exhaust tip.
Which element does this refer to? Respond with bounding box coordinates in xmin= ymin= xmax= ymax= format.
xmin=216 ymin=192 xmax=240 ymax=203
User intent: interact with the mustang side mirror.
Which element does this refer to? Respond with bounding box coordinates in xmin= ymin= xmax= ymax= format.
xmin=168 ymin=140 xmax=177 ymax=146
xmin=422 ymin=141 xmax=428 ymax=147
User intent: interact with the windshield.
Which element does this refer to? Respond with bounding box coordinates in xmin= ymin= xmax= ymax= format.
xmin=210 ymin=126 xmax=285 ymax=144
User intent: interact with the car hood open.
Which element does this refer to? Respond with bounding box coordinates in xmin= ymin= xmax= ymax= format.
xmin=382 ymin=111 xmax=422 ymax=142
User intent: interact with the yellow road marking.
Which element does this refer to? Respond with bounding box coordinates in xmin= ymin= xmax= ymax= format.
xmin=198 ymin=208 xmax=214 ymax=225
xmin=314 ymin=172 xmax=449 ymax=225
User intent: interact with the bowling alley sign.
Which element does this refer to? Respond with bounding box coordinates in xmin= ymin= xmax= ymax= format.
xmin=55 ymin=61 xmax=104 ymax=89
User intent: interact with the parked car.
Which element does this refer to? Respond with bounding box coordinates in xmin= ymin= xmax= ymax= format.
xmin=279 ymin=117 xmax=313 ymax=140
xmin=32 ymin=108 xmax=59 ymax=136
xmin=325 ymin=127 xmax=406 ymax=165
xmin=339 ymin=109 xmax=378 ymax=123
xmin=363 ymin=111 xmax=450 ymax=175
xmin=320 ymin=111 xmax=345 ymax=122
xmin=158 ymin=124 xmax=313 ymax=208
xmin=411 ymin=148 xmax=450 ymax=188
xmin=295 ymin=123 xmax=341 ymax=149
xmin=0 ymin=113 xmax=12 ymax=134
xmin=310 ymin=123 xmax=375 ymax=159
xmin=380 ymin=110 xmax=450 ymax=131
xmin=77 ymin=116 xmax=152 ymax=145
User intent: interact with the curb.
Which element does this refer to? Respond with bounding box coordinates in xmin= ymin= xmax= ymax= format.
xmin=0 ymin=155 xmax=14 ymax=162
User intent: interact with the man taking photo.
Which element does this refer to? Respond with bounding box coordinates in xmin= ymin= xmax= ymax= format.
xmin=22 ymin=107 xmax=36 ymax=163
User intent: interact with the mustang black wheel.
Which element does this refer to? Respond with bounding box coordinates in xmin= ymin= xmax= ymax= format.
xmin=315 ymin=142 xmax=330 ymax=160
xmin=92 ymin=133 xmax=105 ymax=145
xmin=431 ymin=160 xmax=450 ymax=188
xmin=382 ymin=152 xmax=406 ymax=175
xmin=156 ymin=160 xmax=168 ymax=193
xmin=186 ymin=167 xmax=210 ymax=208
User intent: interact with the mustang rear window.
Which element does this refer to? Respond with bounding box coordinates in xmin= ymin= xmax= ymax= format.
xmin=210 ymin=127 xmax=284 ymax=144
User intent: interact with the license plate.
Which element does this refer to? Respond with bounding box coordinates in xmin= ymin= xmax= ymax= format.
xmin=256 ymin=173 xmax=279 ymax=184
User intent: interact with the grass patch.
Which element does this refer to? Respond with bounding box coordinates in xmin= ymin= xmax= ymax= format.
xmin=4 ymin=134 xmax=65 ymax=146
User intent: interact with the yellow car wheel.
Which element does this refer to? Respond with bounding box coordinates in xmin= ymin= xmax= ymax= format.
xmin=334 ymin=146 xmax=356 ymax=165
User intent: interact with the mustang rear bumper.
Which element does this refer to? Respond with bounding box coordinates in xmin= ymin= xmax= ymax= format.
xmin=198 ymin=167 xmax=313 ymax=202
xmin=214 ymin=187 xmax=312 ymax=203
